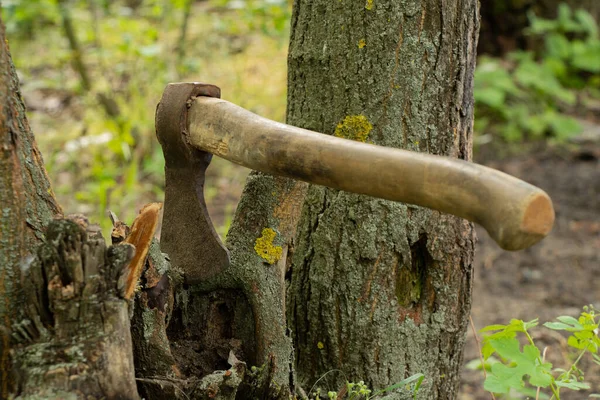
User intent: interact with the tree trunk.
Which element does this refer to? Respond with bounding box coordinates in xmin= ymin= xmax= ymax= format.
xmin=0 ymin=19 xmax=62 ymax=397
xmin=285 ymin=0 xmax=478 ymax=397
xmin=11 ymin=218 xmax=139 ymax=399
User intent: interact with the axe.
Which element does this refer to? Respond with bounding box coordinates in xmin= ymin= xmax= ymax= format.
xmin=156 ymin=83 xmax=554 ymax=284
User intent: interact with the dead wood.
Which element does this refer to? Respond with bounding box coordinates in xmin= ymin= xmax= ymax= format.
xmin=8 ymin=217 xmax=139 ymax=399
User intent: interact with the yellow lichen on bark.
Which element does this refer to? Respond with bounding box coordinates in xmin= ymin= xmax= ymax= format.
xmin=334 ymin=115 xmax=373 ymax=142
xmin=254 ymin=228 xmax=283 ymax=264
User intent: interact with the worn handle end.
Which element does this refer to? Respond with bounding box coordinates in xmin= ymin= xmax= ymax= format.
xmin=491 ymin=190 xmax=555 ymax=251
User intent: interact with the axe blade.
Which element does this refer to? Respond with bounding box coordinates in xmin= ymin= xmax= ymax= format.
xmin=156 ymin=83 xmax=230 ymax=284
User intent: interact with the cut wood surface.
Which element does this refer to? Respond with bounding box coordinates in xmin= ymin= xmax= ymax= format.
xmin=186 ymin=95 xmax=554 ymax=251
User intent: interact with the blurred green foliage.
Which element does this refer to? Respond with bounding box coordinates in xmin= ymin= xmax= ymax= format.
xmin=2 ymin=0 xmax=60 ymax=38
xmin=2 ymin=0 xmax=290 ymax=236
xmin=474 ymin=3 xmax=599 ymax=144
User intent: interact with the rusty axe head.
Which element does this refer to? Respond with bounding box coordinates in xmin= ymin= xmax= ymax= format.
xmin=156 ymin=83 xmax=229 ymax=284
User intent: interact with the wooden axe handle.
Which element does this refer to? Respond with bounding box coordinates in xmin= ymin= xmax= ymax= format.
xmin=187 ymin=96 xmax=554 ymax=250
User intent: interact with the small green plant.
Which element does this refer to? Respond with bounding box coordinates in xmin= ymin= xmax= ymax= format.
xmin=474 ymin=54 xmax=580 ymax=142
xmin=474 ymin=3 xmax=600 ymax=144
xmin=307 ymin=371 xmax=424 ymax=399
xmin=473 ymin=305 xmax=600 ymax=399
xmin=527 ymin=3 xmax=600 ymax=89
xmin=1 ymin=0 xmax=59 ymax=38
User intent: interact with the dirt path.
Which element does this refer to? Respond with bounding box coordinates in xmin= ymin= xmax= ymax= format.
xmin=460 ymin=143 xmax=600 ymax=399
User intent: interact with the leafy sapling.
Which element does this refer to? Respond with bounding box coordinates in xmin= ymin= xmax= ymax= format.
xmin=475 ymin=305 xmax=600 ymax=399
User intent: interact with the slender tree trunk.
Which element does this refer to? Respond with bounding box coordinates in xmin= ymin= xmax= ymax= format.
xmin=285 ymin=0 xmax=479 ymax=397
xmin=176 ymin=0 xmax=194 ymax=63
xmin=0 ymin=19 xmax=62 ymax=397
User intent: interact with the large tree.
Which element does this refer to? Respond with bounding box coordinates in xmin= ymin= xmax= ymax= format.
xmin=0 ymin=0 xmax=480 ymax=397
xmin=285 ymin=0 xmax=479 ymax=395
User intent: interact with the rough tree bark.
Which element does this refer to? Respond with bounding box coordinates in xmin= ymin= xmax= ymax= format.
xmin=285 ymin=0 xmax=479 ymax=397
xmin=11 ymin=218 xmax=139 ymax=399
xmin=0 ymin=19 xmax=62 ymax=397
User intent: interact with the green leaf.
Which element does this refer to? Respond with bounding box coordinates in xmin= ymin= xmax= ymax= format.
xmin=505 ymin=318 xmax=538 ymax=333
xmin=555 ymin=379 xmax=590 ymax=390
xmin=484 ymin=371 xmax=521 ymax=394
xmin=480 ymin=322 xmax=525 ymax=359
xmin=371 ymin=373 xmax=425 ymax=397
xmin=483 ymin=337 xmax=552 ymax=393
xmin=522 ymin=319 xmax=540 ymax=331
xmin=413 ymin=375 xmax=424 ymax=398
xmin=480 ymin=324 xmax=507 ymax=333
xmin=523 ymin=114 xmax=549 ymax=138
xmin=557 ymin=316 xmax=584 ymax=330
xmin=571 ymin=41 xmax=600 ymax=73
xmin=575 ymin=9 xmax=599 ymax=38
xmin=481 ymin=340 xmax=497 ymax=360
xmin=545 ymin=33 xmax=571 ymax=59
xmin=475 ymin=59 xmax=521 ymax=96
xmin=543 ymin=57 xmax=567 ymax=79
xmin=474 ymin=87 xmax=505 ymax=109
xmin=544 ymin=322 xmax=574 ymax=331
xmin=514 ymin=60 xmax=576 ymax=104
xmin=548 ymin=114 xmax=582 ymax=140
xmin=557 ymin=3 xmax=573 ymax=26
xmin=566 ymin=332 xmax=598 ymax=352
xmin=377 ymin=373 xmax=425 ymax=392
xmin=527 ymin=11 xmax=559 ymax=35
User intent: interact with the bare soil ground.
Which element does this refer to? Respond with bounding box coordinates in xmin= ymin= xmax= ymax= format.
xmin=460 ymin=141 xmax=600 ymax=399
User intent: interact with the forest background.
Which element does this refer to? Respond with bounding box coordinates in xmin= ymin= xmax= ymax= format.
xmin=2 ymin=0 xmax=599 ymax=398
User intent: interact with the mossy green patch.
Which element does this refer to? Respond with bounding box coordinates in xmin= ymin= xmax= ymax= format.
xmin=334 ymin=115 xmax=373 ymax=142
xmin=254 ymin=228 xmax=283 ymax=264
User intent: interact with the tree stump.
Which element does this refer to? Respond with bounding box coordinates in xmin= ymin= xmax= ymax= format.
xmin=7 ymin=218 xmax=139 ymax=399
